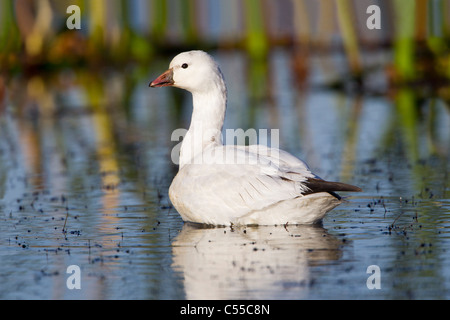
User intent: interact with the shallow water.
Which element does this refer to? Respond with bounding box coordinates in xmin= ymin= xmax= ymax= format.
xmin=0 ymin=49 xmax=449 ymax=299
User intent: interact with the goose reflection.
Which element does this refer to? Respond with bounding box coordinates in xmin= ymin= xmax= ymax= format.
xmin=171 ymin=223 xmax=344 ymax=299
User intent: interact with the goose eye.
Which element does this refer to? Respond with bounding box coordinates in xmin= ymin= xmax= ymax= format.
xmin=182 ymin=63 xmax=188 ymax=69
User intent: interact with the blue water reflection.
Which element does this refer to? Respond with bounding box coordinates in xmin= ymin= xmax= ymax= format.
xmin=0 ymin=48 xmax=449 ymax=299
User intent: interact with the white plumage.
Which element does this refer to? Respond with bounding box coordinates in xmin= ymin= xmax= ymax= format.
xmin=150 ymin=50 xmax=361 ymax=226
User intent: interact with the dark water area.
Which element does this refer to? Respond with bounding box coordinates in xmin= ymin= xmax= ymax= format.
xmin=0 ymin=48 xmax=449 ymax=299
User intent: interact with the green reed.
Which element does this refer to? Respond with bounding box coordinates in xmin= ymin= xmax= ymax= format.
xmin=0 ymin=0 xmax=21 ymax=68
xmin=0 ymin=0 xmax=449 ymax=95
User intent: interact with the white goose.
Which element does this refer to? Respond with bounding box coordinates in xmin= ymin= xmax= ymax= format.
xmin=150 ymin=50 xmax=361 ymax=226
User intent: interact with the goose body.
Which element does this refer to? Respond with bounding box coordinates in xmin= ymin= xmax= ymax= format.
xmin=150 ymin=50 xmax=361 ymax=226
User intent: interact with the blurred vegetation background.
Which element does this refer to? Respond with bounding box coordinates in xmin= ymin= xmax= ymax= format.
xmin=1 ymin=0 xmax=450 ymax=90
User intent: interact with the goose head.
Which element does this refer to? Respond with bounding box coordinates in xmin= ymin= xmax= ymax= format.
xmin=149 ymin=50 xmax=226 ymax=95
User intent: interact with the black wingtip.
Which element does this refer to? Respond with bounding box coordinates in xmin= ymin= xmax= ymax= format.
xmin=303 ymin=177 xmax=363 ymax=195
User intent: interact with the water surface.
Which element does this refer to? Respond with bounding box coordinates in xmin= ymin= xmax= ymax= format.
xmin=0 ymin=49 xmax=449 ymax=299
